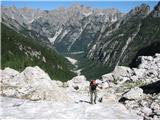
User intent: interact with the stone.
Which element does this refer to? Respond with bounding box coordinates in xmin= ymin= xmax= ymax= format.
xmin=1 ymin=66 xmax=71 ymax=102
xmin=1 ymin=67 xmax=19 ymax=84
xmin=142 ymin=106 xmax=152 ymax=116
xmin=123 ymin=87 xmax=144 ymax=100
xmin=153 ymin=115 xmax=160 ymax=120
xmin=113 ymin=66 xmax=133 ymax=81
xmin=56 ymin=81 xmax=63 ymax=87
xmin=67 ymin=75 xmax=89 ymax=91
xmin=102 ymin=73 xmax=114 ymax=82
xmin=132 ymin=68 xmax=146 ymax=79
xmin=130 ymin=75 xmax=139 ymax=82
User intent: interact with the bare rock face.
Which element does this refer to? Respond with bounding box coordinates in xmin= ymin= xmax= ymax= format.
xmin=101 ymin=54 xmax=160 ymax=120
xmin=128 ymin=3 xmax=150 ymax=17
xmin=67 ymin=75 xmax=89 ymax=91
xmin=103 ymin=54 xmax=160 ymax=85
xmin=153 ymin=1 xmax=160 ymax=17
xmin=112 ymin=66 xmax=133 ymax=82
xmin=123 ymin=87 xmax=144 ymax=100
xmin=1 ymin=66 xmax=71 ymax=102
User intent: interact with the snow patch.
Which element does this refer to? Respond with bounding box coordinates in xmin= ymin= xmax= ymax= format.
xmin=83 ymin=11 xmax=92 ymax=17
xmin=48 ymin=28 xmax=63 ymax=44
xmin=70 ymin=51 xmax=84 ymax=55
xmin=66 ymin=57 xmax=77 ymax=65
xmin=0 ymin=95 xmax=141 ymax=119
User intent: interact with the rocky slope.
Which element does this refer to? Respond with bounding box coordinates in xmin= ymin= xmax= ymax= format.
xmin=2 ymin=4 xmax=124 ymax=52
xmin=102 ymin=53 xmax=160 ymax=120
xmin=87 ymin=3 xmax=160 ymax=72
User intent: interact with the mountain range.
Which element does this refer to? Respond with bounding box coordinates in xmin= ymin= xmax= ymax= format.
xmin=1 ymin=2 xmax=160 ymax=80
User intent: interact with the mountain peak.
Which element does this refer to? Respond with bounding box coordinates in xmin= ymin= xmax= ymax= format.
xmin=152 ymin=1 xmax=160 ymax=17
xmin=129 ymin=3 xmax=150 ymax=17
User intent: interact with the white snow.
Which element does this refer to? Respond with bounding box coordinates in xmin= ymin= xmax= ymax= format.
xmin=66 ymin=57 xmax=77 ymax=65
xmin=70 ymin=51 xmax=84 ymax=55
xmin=111 ymin=16 xmax=117 ymax=23
xmin=83 ymin=11 xmax=92 ymax=17
xmin=0 ymin=94 xmax=141 ymax=119
xmin=74 ymin=69 xmax=82 ymax=76
xmin=58 ymin=30 xmax=68 ymax=42
xmin=48 ymin=28 xmax=63 ymax=44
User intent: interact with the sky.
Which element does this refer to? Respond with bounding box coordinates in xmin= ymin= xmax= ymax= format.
xmin=1 ymin=0 xmax=159 ymax=13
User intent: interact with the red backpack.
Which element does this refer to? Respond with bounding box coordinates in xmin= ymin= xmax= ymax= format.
xmin=91 ymin=80 xmax=96 ymax=85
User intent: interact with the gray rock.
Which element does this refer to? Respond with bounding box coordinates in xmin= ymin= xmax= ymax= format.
xmin=102 ymin=73 xmax=114 ymax=82
xmin=113 ymin=66 xmax=133 ymax=81
xmin=123 ymin=87 xmax=143 ymax=100
xmin=1 ymin=66 xmax=71 ymax=102
xmin=142 ymin=106 xmax=152 ymax=116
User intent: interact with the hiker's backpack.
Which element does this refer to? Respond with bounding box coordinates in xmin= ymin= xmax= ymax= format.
xmin=90 ymin=80 xmax=97 ymax=91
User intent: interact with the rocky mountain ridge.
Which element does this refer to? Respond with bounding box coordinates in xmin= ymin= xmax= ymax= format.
xmin=1 ymin=4 xmax=124 ymax=52
xmin=2 ymin=2 xmax=160 ymax=80
xmin=87 ymin=2 xmax=160 ymax=73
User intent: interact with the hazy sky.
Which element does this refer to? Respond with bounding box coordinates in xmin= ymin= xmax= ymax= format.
xmin=1 ymin=0 xmax=159 ymax=13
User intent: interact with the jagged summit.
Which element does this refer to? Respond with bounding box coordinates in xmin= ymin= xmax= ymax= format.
xmin=128 ymin=3 xmax=150 ymax=17
xmin=152 ymin=1 xmax=160 ymax=17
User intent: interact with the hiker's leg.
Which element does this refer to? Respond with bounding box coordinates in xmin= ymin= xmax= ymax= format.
xmin=94 ymin=90 xmax=97 ymax=104
xmin=90 ymin=91 xmax=93 ymax=104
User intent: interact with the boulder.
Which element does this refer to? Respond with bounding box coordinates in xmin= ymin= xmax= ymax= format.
xmin=123 ymin=87 xmax=144 ymax=100
xmin=1 ymin=66 xmax=71 ymax=102
xmin=67 ymin=75 xmax=89 ymax=91
xmin=1 ymin=67 xmax=19 ymax=84
xmin=55 ymin=81 xmax=63 ymax=87
xmin=142 ymin=106 xmax=152 ymax=116
xmin=151 ymin=102 xmax=160 ymax=113
xmin=112 ymin=66 xmax=133 ymax=81
xmin=102 ymin=73 xmax=114 ymax=82
xmin=132 ymin=68 xmax=146 ymax=79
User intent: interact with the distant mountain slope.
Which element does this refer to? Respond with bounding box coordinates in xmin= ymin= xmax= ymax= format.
xmin=1 ymin=4 xmax=124 ymax=52
xmin=1 ymin=23 xmax=76 ymax=81
xmin=87 ymin=3 xmax=160 ymax=73
xmin=1 ymin=2 xmax=160 ymax=80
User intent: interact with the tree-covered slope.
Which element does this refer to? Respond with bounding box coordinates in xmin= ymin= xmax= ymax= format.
xmin=1 ymin=23 xmax=76 ymax=81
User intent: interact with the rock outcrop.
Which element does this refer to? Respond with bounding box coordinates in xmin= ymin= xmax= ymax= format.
xmin=102 ymin=53 xmax=160 ymax=85
xmin=153 ymin=1 xmax=160 ymax=17
xmin=0 ymin=66 xmax=71 ymax=102
xmin=101 ymin=54 xmax=160 ymax=120
xmin=67 ymin=75 xmax=89 ymax=91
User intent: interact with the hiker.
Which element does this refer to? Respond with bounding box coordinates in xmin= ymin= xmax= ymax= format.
xmin=89 ymin=80 xmax=102 ymax=104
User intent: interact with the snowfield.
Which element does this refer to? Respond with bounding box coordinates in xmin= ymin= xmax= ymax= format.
xmin=0 ymin=94 xmax=141 ymax=119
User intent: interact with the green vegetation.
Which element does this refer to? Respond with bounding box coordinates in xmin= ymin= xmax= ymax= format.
xmin=1 ymin=23 xmax=76 ymax=81
xmin=63 ymin=52 xmax=113 ymax=80
xmin=122 ymin=80 xmax=146 ymax=89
